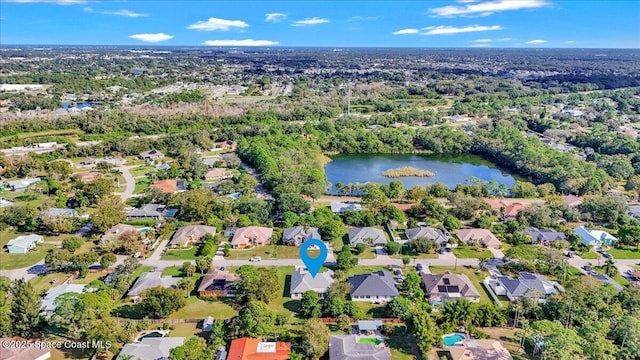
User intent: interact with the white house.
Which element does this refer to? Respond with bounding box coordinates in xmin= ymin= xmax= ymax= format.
xmin=6 ymin=234 xmax=44 ymax=254
xmin=573 ymin=225 xmax=617 ymax=248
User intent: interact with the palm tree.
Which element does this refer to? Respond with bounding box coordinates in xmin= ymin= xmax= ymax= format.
xmin=554 ymin=260 xmax=569 ymax=284
xmin=603 ymin=258 xmax=618 ymax=278
xmin=111 ymin=169 xmax=123 ymax=187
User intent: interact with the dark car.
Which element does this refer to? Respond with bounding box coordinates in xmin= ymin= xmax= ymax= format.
xmin=567 ymin=251 xmax=575 ymax=258
xmin=416 ymin=264 xmax=424 ymax=271
xmin=583 ymin=265 xmax=593 ymax=273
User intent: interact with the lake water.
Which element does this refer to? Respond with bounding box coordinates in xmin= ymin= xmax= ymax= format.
xmin=324 ymin=153 xmax=516 ymax=193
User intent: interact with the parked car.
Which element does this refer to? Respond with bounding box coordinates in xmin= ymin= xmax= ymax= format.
xmin=566 ymin=251 xmax=575 ymax=258
xmin=416 ymin=264 xmax=424 ymax=272
xmin=133 ymin=252 xmax=141 ymax=258
xmin=603 ymin=252 xmax=613 ymax=259
xmin=583 ymin=265 xmax=593 ymax=273
xmin=249 ymin=256 xmax=262 ymax=262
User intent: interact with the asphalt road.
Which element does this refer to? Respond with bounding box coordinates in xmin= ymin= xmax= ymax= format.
xmin=117 ymin=165 xmax=136 ymax=202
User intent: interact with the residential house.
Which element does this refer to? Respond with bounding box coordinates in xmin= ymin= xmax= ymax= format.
xmin=139 ymin=149 xmax=164 ymax=162
xmin=485 ymin=272 xmax=564 ymax=302
xmin=227 ymin=338 xmax=291 ymax=360
xmin=348 ymin=271 xmax=398 ymax=303
xmin=573 ymin=225 xmax=617 ymax=248
xmin=447 ymin=339 xmax=513 ymax=360
xmin=390 ymin=203 xmax=413 ymax=212
xmin=41 ymin=284 xmax=87 ymax=316
xmin=524 ymin=227 xmax=566 ymax=246
xmin=405 ymin=226 xmax=450 ymax=245
xmin=231 ymin=226 xmax=273 ymax=248
xmin=202 ymin=157 xmax=221 ymax=168
xmin=0 ymin=337 xmax=51 ymax=360
xmin=290 ymin=268 xmax=334 ymax=299
xmin=282 ymin=226 xmax=321 ymax=246
xmin=155 ymin=163 xmax=171 ymax=172
xmin=41 ymin=207 xmax=78 ymax=218
xmin=421 ymin=272 xmax=481 ymax=306
xmin=198 ymin=269 xmax=238 ymax=298
xmin=101 ymin=224 xmax=138 ymax=247
xmin=348 ymin=227 xmax=388 ymax=247
xmin=126 ymin=203 xmax=166 ymax=221
xmin=150 ymin=179 xmax=178 ymax=194
xmin=357 ymin=320 xmax=383 ymax=335
xmin=4 ymin=177 xmax=40 ymax=191
xmin=455 ymin=229 xmax=502 ymax=249
xmin=331 ymin=201 xmax=362 ymax=213
xmin=213 ymin=140 xmax=237 ymax=151
xmin=117 ymin=337 xmax=185 ymax=360
xmin=628 ymin=205 xmax=640 ymax=219
xmin=6 ymin=234 xmax=44 ymax=254
xmin=205 ymin=167 xmax=232 ymax=181
xmin=329 ymin=335 xmax=391 ymax=360
xmin=169 ymin=225 xmax=216 ymax=247
xmin=564 ymin=194 xmax=583 ymax=207
xmin=126 ymin=272 xmax=180 ymax=299
xmin=484 ymin=199 xmax=528 ymax=219
xmin=79 ymin=157 xmax=96 ymax=166
xmin=75 ymin=171 xmax=101 ymax=183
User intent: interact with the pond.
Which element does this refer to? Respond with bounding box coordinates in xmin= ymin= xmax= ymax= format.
xmin=324 ymin=153 xmax=517 ymax=193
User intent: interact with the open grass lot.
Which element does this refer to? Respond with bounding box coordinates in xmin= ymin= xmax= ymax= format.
xmin=269 ymin=266 xmax=299 ymax=319
xmin=162 ymin=245 xmax=202 ymax=260
xmin=354 ymin=247 xmax=377 ymax=259
xmin=226 ymin=245 xmax=318 ymax=260
xmin=0 ymin=190 xmax=48 ymax=208
xmin=30 ymin=272 xmax=69 ymax=293
xmin=168 ymin=322 xmax=201 ymax=338
xmin=343 ymin=265 xmax=390 ymax=278
xmin=608 ymin=247 xmax=640 ymax=259
xmin=0 ymin=229 xmax=57 ymax=270
xmin=161 ymin=265 xmax=185 ymax=277
xmin=133 ymin=178 xmax=151 ymax=194
xmin=429 ymin=265 xmax=493 ymax=305
xmin=169 ymin=297 xmax=238 ymax=320
xmin=452 ymin=247 xmax=493 ymax=259
xmin=130 ymin=165 xmax=155 ymax=177
xmin=0 ymin=128 xmax=84 ymax=142
xmin=577 ymin=250 xmax=599 ymax=259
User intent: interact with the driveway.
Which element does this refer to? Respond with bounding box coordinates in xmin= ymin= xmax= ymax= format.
xmin=117 ymin=165 xmax=136 ymax=202
xmin=147 ymin=240 xmax=169 ymax=261
xmin=489 ymin=248 xmax=505 ymax=259
xmin=0 ymin=260 xmax=48 ymax=281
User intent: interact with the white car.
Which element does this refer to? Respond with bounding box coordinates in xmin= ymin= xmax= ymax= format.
xmin=249 ymin=256 xmax=262 ymax=262
xmin=133 ymin=252 xmax=141 ymax=258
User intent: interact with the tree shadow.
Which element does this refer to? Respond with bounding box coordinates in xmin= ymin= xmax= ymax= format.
xmin=283 ymin=300 xmax=301 ymax=314
xmin=114 ymin=303 xmax=146 ymax=319
xmin=283 ymin=274 xmax=292 ymax=297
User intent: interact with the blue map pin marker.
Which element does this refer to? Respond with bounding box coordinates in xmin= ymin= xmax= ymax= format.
xmin=300 ymin=238 xmax=328 ymax=278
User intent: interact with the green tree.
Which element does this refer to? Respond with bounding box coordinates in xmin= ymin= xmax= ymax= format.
xmin=611 ymin=316 xmax=640 ymax=360
xmin=362 ymin=183 xmax=389 ymax=215
xmin=528 ymin=320 xmax=584 ymax=360
xmin=336 ymin=245 xmax=356 ymax=271
xmin=300 ymin=291 xmax=322 ymax=318
xmin=386 ymin=241 xmax=401 ymax=255
xmin=91 ymin=196 xmax=126 ymax=232
xmin=355 ymin=243 xmax=367 ymax=255
xmin=182 ymin=262 xmax=195 ymax=277
xmin=140 ymin=287 xmax=186 ymax=318
xmin=228 ymin=301 xmax=276 ymax=338
xmin=603 ymin=258 xmax=618 ymax=278
xmin=336 ymin=314 xmax=351 ymax=333
xmin=99 ymin=253 xmax=117 ymax=269
xmin=618 ymin=224 xmax=640 ymax=248
xmin=208 ymin=319 xmax=227 ymax=349
xmin=195 ymin=256 xmax=212 ymax=275
xmin=169 ymin=337 xmax=209 ymax=360
xmin=9 ymin=279 xmax=42 ymax=337
xmin=412 ymin=309 xmax=436 ymax=358
xmin=62 ymin=236 xmax=84 ymax=253
xmin=299 ymin=318 xmax=329 ymax=360
xmin=235 ymin=266 xmax=279 ymax=304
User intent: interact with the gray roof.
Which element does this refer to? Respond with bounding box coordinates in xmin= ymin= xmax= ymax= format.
xmin=329 ymin=335 xmax=391 ymax=360
xmin=524 ymin=227 xmax=566 ymax=243
xmin=405 ymin=227 xmax=449 ymax=243
xmin=421 ymin=272 xmax=480 ymax=298
xmin=283 ymin=226 xmax=321 ymax=243
xmin=348 ymin=271 xmax=398 ymax=298
xmin=290 ymin=268 xmax=334 ymax=295
xmin=629 ymin=205 xmax=640 ymax=218
xmin=169 ymin=225 xmax=216 ymax=247
xmin=591 ymin=273 xmax=623 ymax=291
xmin=331 ymin=201 xmax=362 ymax=213
xmin=358 ymin=320 xmax=383 ymax=331
xmin=127 ymin=204 xmax=165 ymax=219
xmin=5 ymin=178 xmax=40 ymax=189
xmin=117 ymin=337 xmax=185 ymax=360
xmin=494 ymin=272 xmax=563 ymax=299
xmin=41 ymin=284 xmax=86 ymax=313
xmin=7 ymin=234 xmax=43 ymax=250
xmin=348 ymin=227 xmax=387 ymax=246
xmin=127 ymin=272 xmax=180 ymax=297
xmin=41 ymin=208 xmax=77 ymax=218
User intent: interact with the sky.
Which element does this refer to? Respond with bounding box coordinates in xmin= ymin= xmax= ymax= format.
xmin=1 ymin=0 xmax=639 ymax=48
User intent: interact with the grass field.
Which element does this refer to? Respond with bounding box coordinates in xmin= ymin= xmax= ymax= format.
xmin=0 ymin=128 xmax=84 ymax=142
xmin=225 ymin=245 xmax=318 ymax=260
xmin=0 ymin=229 xmax=57 ymax=270
xmin=608 ymin=247 xmax=640 ymax=259
xmin=577 ymin=250 xmax=599 ymax=259
xmin=169 ymin=297 xmax=238 ymax=319
xmin=168 ymin=322 xmax=201 ymax=338
xmin=452 ymin=247 xmax=493 ymax=259
xmin=134 ymin=178 xmax=151 ymax=194
xmin=354 ymin=247 xmax=377 ymax=259
xmin=429 ymin=265 xmax=493 ymax=305
xmin=130 ymin=166 xmax=155 ymax=177
xmin=162 ymin=245 xmax=202 ymax=260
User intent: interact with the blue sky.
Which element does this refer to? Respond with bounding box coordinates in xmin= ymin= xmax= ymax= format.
xmin=1 ymin=0 xmax=639 ymax=48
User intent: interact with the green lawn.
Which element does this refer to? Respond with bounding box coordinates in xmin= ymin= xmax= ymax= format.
xmin=355 ymin=301 xmax=387 ymax=318
xmin=161 ymin=265 xmax=185 ymax=277
xmin=354 ymin=247 xmax=377 ymax=259
xmin=30 ymin=272 xmax=67 ymax=294
xmin=133 ymin=178 xmax=151 ymax=194
xmin=389 ymin=245 xmax=438 ymax=259
xmin=162 ymin=245 xmax=202 ymax=260
xmin=577 ymin=250 xmax=599 ymax=259
xmin=608 ymin=247 xmax=640 ymax=260
xmin=452 ymin=247 xmax=493 ymax=259
xmin=269 ymin=266 xmax=299 ymax=320
xmin=385 ymin=325 xmax=421 ymax=360
xmin=593 ymin=266 xmax=629 ymax=287
xmin=226 ymin=245 xmax=318 ymax=260
xmin=168 ymin=323 xmax=201 ymax=338
xmin=0 ymin=230 xmax=57 ymax=270
xmin=130 ymin=166 xmax=155 ymax=177
xmin=429 ymin=265 xmax=493 ymax=305
xmin=170 ymin=297 xmax=238 ymax=319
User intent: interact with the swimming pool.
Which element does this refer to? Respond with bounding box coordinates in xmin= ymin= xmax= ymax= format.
xmin=139 ymin=227 xmax=150 ymax=234
xmin=136 ymin=331 xmax=165 ymax=342
xmin=442 ymin=333 xmax=466 ymax=346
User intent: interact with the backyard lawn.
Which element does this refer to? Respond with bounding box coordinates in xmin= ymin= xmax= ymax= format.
xmin=608 ymin=247 xmax=640 ymax=259
xmin=169 ymin=297 xmax=238 ymax=320
xmin=168 ymin=323 xmax=201 ymax=338
xmin=386 ymin=326 xmax=421 ymax=360
xmin=429 ymin=265 xmax=494 ymax=305
xmin=225 ymin=245 xmax=318 ymax=260
xmin=452 ymin=247 xmax=493 ymax=259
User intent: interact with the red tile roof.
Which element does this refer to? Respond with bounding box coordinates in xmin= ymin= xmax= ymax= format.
xmin=150 ymin=179 xmax=178 ymax=193
xmin=227 ymin=338 xmax=291 ymax=360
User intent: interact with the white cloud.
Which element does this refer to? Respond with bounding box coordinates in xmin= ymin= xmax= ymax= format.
xmin=430 ymin=0 xmax=548 ymax=17
xmin=265 ymin=13 xmax=286 ymax=22
xmin=84 ymin=7 xmax=148 ymax=17
xmin=129 ymin=33 xmax=173 ymax=43
xmin=3 ymin=0 xmax=85 ymax=4
xmin=203 ymin=39 xmax=279 ymax=46
xmin=422 ymin=24 xmax=503 ymax=35
xmin=497 ymin=37 xmax=511 ymax=41
xmin=565 ymin=40 xmax=576 ymax=44
xmin=472 ymin=38 xmax=493 ymax=43
xmin=187 ymin=17 xmax=249 ymax=31
xmin=525 ymin=39 xmax=547 ymax=44
xmin=392 ymin=28 xmax=420 ymax=35
xmin=349 ymin=16 xmax=378 ymax=21
xmin=292 ymin=17 xmax=330 ymax=26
